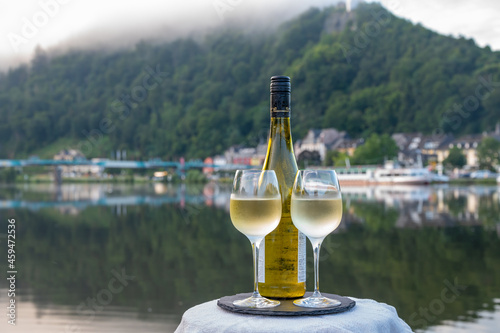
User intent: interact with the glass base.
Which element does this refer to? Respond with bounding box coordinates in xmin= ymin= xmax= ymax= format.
xmin=233 ymin=294 xmax=280 ymax=308
xmin=293 ymin=293 xmax=341 ymax=308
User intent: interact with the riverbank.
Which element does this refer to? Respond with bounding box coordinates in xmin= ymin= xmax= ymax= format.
xmin=1 ymin=170 xmax=498 ymax=186
xmin=448 ymin=178 xmax=498 ymax=185
xmin=4 ymin=173 xmax=211 ymax=184
xmin=6 ymin=178 xmax=498 ymax=186
xmin=11 ymin=174 xmax=148 ymax=184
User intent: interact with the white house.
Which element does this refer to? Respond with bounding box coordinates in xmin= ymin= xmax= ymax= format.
xmin=294 ymin=128 xmax=348 ymax=161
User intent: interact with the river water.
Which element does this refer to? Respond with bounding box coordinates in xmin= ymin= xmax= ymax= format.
xmin=0 ymin=183 xmax=499 ymax=332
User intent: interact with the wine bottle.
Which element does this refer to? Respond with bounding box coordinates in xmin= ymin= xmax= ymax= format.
xmin=259 ymin=75 xmax=306 ymax=298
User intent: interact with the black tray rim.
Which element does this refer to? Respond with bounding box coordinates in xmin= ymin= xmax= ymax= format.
xmin=217 ymin=292 xmax=356 ymax=316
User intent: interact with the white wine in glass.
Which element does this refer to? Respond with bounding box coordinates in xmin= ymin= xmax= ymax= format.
xmin=290 ymin=197 xmax=342 ymax=239
xmin=291 ymin=170 xmax=343 ymax=308
xmin=229 ymin=170 xmax=282 ymax=308
xmin=230 ymin=196 xmax=282 ymax=238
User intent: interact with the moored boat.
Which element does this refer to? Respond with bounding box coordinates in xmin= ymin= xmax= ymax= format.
xmin=334 ymin=162 xmax=435 ymax=186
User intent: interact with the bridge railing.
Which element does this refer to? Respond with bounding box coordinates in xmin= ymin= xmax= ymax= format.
xmin=0 ymin=159 xmax=255 ymax=171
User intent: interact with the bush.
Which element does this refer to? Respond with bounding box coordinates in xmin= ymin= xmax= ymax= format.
xmin=185 ymin=169 xmax=207 ymax=183
xmin=0 ymin=168 xmax=17 ymax=183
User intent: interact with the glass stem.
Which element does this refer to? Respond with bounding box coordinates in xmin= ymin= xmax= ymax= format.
xmin=251 ymin=238 xmax=262 ymax=298
xmin=312 ymin=239 xmax=323 ymax=298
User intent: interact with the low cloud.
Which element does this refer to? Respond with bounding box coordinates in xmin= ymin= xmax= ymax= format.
xmin=2 ymin=0 xmax=499 ymax=71
xmin=0 ymin=0 xmax=339 ymax=70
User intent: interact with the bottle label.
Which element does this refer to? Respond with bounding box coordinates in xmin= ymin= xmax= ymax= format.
xmin=258 ymin=240 xmax=265 ymax=283
xmin=298 ymin=231 xmax=306 ymax=283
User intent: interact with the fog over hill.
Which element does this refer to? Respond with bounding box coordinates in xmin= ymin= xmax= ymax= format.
xmin=0 ymin=0 xmax=342 ymax=70
xmin=2 ymin=0 xmax=500 ymax=71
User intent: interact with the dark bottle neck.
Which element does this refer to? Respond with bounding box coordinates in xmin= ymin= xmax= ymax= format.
xmin=270 ymin=92 xmax=291 ymax=118
xmin=270 ymin=75 xmax=291 ymax=118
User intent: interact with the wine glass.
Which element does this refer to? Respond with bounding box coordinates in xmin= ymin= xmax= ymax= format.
xmin=230 ymin=170 xmax=282 ymax=308
xmin=290 ymin=170 xmax=343 ymax=308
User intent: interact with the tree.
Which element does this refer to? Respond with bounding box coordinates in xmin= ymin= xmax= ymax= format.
xmin=324 ymin=150 xmax=349 ymax=167
xmin=31 ymin=45 xmax=49 ymax=73
xmin=351 ymin=134 xmax=398 ymax=165
xmin=443 ymin=147 xmax=466 ymax=169
xmin=1 ymin=3 xmax=500 ymax=160
xmin=477 ymin=137 xmax=500 ymax=171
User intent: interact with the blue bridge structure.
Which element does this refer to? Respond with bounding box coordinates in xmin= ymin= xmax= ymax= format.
xmin=0 ymin=158 xmax=251 ymax=172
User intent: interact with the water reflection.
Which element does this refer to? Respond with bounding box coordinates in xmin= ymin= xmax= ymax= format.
xmin=0 ymin=183 xmax=499 ymax=332
xmin=0 ymin=183 xmax=226 ymax=213
xmin=342 ymin=185 xmax=500 ymax=229
xmin=1 ymin=184 xmax=499 ymax=229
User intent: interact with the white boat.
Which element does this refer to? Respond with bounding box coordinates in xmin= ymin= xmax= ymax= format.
xmin=335 ymin=162 xmax=433 ymax=186
xmin=497 ymin=175 xmax=500 ymax=184
xmin=430 ymin=173 xmax=450 ymax=183
xmin=341 ymin=185 xmax=432 ymax=202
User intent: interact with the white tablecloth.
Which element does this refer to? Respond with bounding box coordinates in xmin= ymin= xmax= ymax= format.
xmin=175 ymin=297 xmax=414 ymax=333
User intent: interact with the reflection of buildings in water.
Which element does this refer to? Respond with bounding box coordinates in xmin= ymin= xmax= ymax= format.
xmin=153 ymin=183 xmax=168 ymax=195
xmin=3 ymin=184 xmax=499 ymax=228
xmin=341 ymin=185 xmax=432 ymax=207
xmin=203 ymin=182 xmax=220 ymax=207
xmin=56 ymin=206 xmax=81 ymax=215
xmin=467 ymin=192 xmax=477 ymax=215
xmin=203 ymin=182 xmax=218 ymax=197
xmin=0 ymin=183 xmax=200 ymax=215
xmin=213 ymin=189 xmax=230 ymax=212
xmin=342 ymin=185 xmax=500 ymax=228
xmin=393 ymin=201 xmax=480 ymax=228
xmin=56 ymin=184 xmax=111 ymax=202
xmin=113 ymin=204 xmax=127 ymax=216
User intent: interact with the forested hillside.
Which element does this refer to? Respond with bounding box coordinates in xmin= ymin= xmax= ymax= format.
xmin=1 ymin=3 xmax=499 ymax=159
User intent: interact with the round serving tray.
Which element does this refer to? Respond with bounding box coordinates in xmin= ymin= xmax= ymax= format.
xmin=217 ymin=292 xmax=355 ymax=316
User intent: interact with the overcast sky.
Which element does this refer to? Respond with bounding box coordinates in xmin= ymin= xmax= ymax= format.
xmin=1 ymin=0 xmax=499 ymax=70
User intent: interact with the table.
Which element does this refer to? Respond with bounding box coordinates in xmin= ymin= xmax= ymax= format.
xmin=175 ymin=297 xmax=414 ymax=333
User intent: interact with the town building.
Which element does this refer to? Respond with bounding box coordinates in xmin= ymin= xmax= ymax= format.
xmin=223 ymin=143 xmax=267 ymax=166
xmin=441 ymin=134 xmax=483 ymax=167
xmin=336 ymin=138 xmax=365 ymax=156
xmin=392 ymin=133 xmax=454 ymax=167
xmin=53 ymin=149 xmax=104 ymax=176
xmin=294 ymin=128 xmax=349 ymax=161
xmin=54 ymin=149 xmax=86 ymax=162
xmin=219 ymin=123 xmax=500 ymax=171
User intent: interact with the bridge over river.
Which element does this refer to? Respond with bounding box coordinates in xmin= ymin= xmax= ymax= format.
xmin=0 ymin=158 xmax=250 ymax=172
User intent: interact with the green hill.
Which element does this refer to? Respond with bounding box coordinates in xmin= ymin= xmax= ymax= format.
xmin=1 ymin=3 xmax=499 ymax=159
